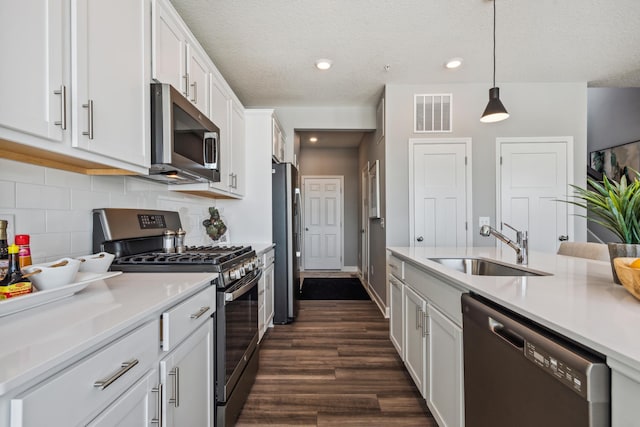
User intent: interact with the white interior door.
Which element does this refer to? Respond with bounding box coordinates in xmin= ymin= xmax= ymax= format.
xmin=498 ymin=138 xmax=572 ymax=253
xmin=410 ymin=140 xmax=471 ymax=247
xmin=361 ymin=164 xmax=369 ymax=283
xmin=303 ymin=176 xmax=343 ymax=270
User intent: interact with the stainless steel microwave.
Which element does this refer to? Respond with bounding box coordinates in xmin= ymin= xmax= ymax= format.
xmin=148 ymin=83 xmax=221 ymax=184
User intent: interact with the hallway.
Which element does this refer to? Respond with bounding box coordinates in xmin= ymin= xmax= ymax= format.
xmin=236 ymin=299 xmax=436 ymax=426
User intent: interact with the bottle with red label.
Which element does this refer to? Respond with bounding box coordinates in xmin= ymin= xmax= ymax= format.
xmin=0 ymin=244 xmax=32 ymax=299
xmin=15 ymin=234 xmax=32 ymax=269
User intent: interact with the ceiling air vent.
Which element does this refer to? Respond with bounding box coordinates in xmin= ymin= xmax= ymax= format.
xmin=414 ymin=94 xmax=452 ymax=133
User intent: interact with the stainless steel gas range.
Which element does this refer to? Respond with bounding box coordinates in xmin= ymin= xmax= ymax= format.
xmin=93 ymin=208 xmax=261 ymax=427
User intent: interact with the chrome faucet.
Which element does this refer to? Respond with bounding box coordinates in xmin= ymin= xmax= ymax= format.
xmin=480 ymin=223 xmax=528 ymax=265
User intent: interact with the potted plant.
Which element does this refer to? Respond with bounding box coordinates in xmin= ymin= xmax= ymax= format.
xmin=565 ymin=169 xmax=640 ymax=283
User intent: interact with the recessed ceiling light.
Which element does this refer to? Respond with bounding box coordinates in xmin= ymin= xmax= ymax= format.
xmin=445 ymin=57 xmax=463 ymax=69
xmin=315 ymin=59 xmax=332 ymax=70
xmin=309 ymin=137 xmax=318 ymax=143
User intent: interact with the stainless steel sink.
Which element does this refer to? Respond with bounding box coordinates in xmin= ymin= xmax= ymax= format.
xmin=428 ymin=258 xmax=551 ymax=277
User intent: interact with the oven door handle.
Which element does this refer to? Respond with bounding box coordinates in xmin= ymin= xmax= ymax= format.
xmin=224 ymin=270 xmax=262 ymax=303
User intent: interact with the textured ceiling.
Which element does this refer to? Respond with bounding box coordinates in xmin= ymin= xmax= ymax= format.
xmin=298 ymin=131 xmax=368 ymax=149
xmin=170 ymin=0 xmax=640 ymax=109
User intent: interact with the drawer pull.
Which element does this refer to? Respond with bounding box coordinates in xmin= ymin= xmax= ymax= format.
xmin=93 ymin=359 xmax=139 ymax=390
xmin=151 ymin=383 xmax=162 ymax=425
xmin=190 ymin=306 xmax=210 ymax=320
xmin=169 ymin=367 xmax=180 ymax=407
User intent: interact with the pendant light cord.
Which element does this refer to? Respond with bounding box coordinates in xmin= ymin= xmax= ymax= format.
xmin=492 ymin=0 xmax=496 ymax=87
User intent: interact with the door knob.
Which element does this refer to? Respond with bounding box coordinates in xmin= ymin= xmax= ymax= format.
xmin=416 ymin=236 xmax=424 ymax=242
xmin=558 ymin=235 xmax=569 ymax=241
xmin=305 ymin=227 xmax=309 ymax=231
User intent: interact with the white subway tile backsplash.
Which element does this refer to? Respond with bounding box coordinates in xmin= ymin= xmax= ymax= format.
xmin=45 ymin=168 xmax=91 ymax=190
xmin=92 ymin=175 xmax=126 ymax=193
xmin=110 ymin=192 xmax=138 ymax=208
xmin=16 ymin=183 xmax=71 ymax=210
xmin=14 ymin=210 xmax=47 ymax=235
xmin=0 ymin=159 xmax=45 ymax=184
xmin=46 ymin=210 xmax=92 ymax=233
xmin=0 ymin=181 xmax=16 ymax=208
xmin=31 ymin=232 xmax=71 ymax=263
xmin=70 ymin=231 xmax=92 ymax=256
xmin=71 ymin=189 xmax=110 ymax=210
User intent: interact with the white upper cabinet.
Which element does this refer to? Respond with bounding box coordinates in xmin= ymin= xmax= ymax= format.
xmin=152 ymin=0 xmax=210 ymax=116
xmin=0 ymin=0 xmax=149 ymax=174
xmin=272 ymin=116 xmax=286 ymax=163
xmin=230 ymin=98 xmax=246 ymax=196
xmin=0 ymin=0 xmax=67 ymax=144
xmin=209 ymin=75 xmax=231 ymax=192
xmin=71 ymin=0 xmax=150 ymax=168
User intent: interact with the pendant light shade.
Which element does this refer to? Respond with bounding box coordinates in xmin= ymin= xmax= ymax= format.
xmin=480 ymin=0 xmax=509 ymax=123
xmin=480 ymin=87 xmax=509 ymax=123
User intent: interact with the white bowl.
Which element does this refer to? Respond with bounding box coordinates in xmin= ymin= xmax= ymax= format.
xmin=76 ymin=252 xmax=115 ymax=273
xmin=23 ymin=258 xmax=82 ymax=291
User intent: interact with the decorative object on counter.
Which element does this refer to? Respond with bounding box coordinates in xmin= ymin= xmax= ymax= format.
xmin=0 ymin=244 xmax=33 ymax=299
xmin=613 ymin=257 xmax=640 ymax=300
xmin=15 ymin=234 xmax=32 ymax=268
xmin=0 ymin=220 xmax=7 ymax=279
xmin=203 ymin=207 xmax=228 ymax=242
xmin=77 ymin=252 xmax=115 ymax=273
xmin=23 ymin=258 xmax=81 ymax=291
xmin=561 ymin=170 xmax=640 ymax=284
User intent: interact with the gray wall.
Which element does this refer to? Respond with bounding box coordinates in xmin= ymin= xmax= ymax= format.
xmin=385 ymin=82 xmax=588 ymax=254
xmin=586 ymin=88 xmax=640 ymax=243
xmin=299 ymin=145 xmax=360 ymax=267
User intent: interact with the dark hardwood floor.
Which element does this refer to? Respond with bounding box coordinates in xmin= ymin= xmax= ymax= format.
xmin=236 ymin=300 xmax=437 ymax=426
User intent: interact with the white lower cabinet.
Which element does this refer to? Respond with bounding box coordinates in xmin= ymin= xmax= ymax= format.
xmin=258 ymin=249 xmax=275 ymax=341
xmin=403 ymin=286 xmax=427 ymax=397
xmin=427 ymin=304 xmax=464 ymax=427
xmin=87 ymin=368 xmax=160 ymax=426
xmin=160 ymin=320 xmax=214 ymax=427
xmin=389 ymin=274 xmax=404 ymax=357
xmin=264 ymin=261 xmax=275 ymax=328
xmin=389 ymin=252 xmax=465 ymax=427
xmin=10 ymin=320 xmax=159 ymax=427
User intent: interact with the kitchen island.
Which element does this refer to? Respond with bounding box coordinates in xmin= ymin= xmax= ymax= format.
xmin=388 ymin=246 xmax=640 ymax=427
xmin=0 ymin=272 xmax=216 ymax=426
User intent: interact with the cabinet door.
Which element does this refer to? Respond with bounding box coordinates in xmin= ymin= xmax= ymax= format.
xmin=209 ymin=76 xmax=231 ymax=192
xmin=87 ymin=369 xmax=160 ymax=427
xmin=186 ymin=42 xmax=210 ymax=115
xmin=0 ymin=0 xmax=67 ymax=143
xmin=161 ymin=321 xmax=214 ymax=427
xmin=427 ymin=304 xmax=464 ymax=427
xmin=272 ymin=117 xmax=284 ymax=163
xmin=258 ymin=273 xmax=266 ymax=341
xmin=72 ymin=0 xmax=150 ymax=168
xmin=230 ymin=99 xmax=246 ymax=196
xmin=403 ymin=286 xmax=427 ymax=397
xmin=389 ymin=275 xmax=404 ymax=358
xmin=264 ymin=263 xmax=275 ymax=327
xmin=152 ymin=0 xmax=187 ymax=92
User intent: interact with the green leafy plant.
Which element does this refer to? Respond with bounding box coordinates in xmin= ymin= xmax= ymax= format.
xmin=564 ymin=170 xmax=640 ymax=244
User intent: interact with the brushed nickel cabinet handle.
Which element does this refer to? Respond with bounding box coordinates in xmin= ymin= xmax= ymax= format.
xmin=190 ymin=306 xmax=210 ymax=319
xmin=151 ymin=383 xmax=162 ymax=425
xmin=93 ymin=359 xmax=139 ymax=390
xmin=423 ymin=312 xmax=429 ymax=338
xmin=82 ymin=100 xmax=94 ymax=140
xmin=183 ymin=74 xmax=189 ymax=97
xmin=169 ymin=367 xmax=180 ymax=407
xmin=53 ymin=85 xmax=67 ymax=130
xmin=190 ymin=80 xmax=197 ymax=103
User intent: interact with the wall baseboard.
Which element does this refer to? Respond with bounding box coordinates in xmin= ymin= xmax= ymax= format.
xmin=357 ymin=271 xmax=388 ymax=318
xmin=343 ymin=266 xmax=358 ymax=272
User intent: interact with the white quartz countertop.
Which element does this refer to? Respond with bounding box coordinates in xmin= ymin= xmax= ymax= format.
xmin=388 ymin=246 xmax=640 ymax=372
xmin=0 ymin=272 xmax=216 ymax=395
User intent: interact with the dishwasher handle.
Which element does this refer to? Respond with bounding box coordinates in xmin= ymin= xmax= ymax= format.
xmin=489 ymin=316 xmax=525 ymax=350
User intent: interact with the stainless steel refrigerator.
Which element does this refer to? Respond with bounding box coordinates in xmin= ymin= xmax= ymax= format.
xmin=272 ymin=162 xmax=300 ymax=324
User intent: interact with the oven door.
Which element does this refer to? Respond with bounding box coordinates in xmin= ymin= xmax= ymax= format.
xmin=216 ymin=269 xmax=261 ymax=402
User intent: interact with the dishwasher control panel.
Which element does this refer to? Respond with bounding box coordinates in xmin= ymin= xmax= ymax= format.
xmin=524 ymin=340 xmax=587 ymax=397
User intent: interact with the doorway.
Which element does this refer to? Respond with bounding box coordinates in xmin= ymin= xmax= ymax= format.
xmin=361 ymin=162 xmax=370 ymax=284
xmin=302 ymin=176 xmax=344 ymax=270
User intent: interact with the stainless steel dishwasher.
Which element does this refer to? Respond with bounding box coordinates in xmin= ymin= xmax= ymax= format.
xmin=462 ymin=293 xmax=610 ymax=427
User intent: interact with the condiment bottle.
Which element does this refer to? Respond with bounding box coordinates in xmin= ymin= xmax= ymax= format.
xmin=15 ymin=234 xmax=32 ymax=268
xmin=0 ymin=244 xmax=32 ymax=299
xmin=0 ymin=220 xmax=8 ymax=279
xmin=175 ymin=228 xmax=186 ymax=253
xmin=163 ymin=230 xmax=176 ymax=253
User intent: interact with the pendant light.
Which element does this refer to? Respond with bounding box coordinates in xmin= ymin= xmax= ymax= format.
xmin=480 ymin=0 xmax=509 ymax=123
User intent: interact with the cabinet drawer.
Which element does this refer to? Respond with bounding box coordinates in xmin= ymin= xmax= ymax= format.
xmin=11 ymin=320 xmax=159 ymax=427
xmin=263 ymin=249 xmax=275 ymax=267
xmin=388 ymin=255 xmax=404 ymax=280
xmin=162 ymin=285 xmax=216 ymax=351
xmin=404 ymin=263 xmax=464 ymax=326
